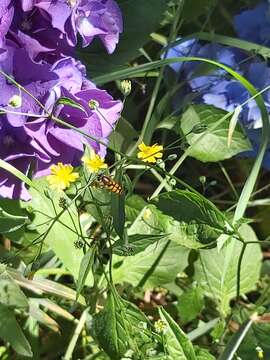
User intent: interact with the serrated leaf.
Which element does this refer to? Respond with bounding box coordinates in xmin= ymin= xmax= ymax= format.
xmin=159 ymin=307 xmax=196 ymax=360
xmin=194 ymin=224 xmax=262 ymax=315
xmin=93 ymin=291 xmax=154 ymax=359
xmin=128 ymin=204 xmax=218 ymax=249
xmin=153 ymin=190 xmax=226 ymax=231
xmin=113 ymin=233 xmax=167 ymax=256
xmin=180 ymin=105 xmax=251 ymax=162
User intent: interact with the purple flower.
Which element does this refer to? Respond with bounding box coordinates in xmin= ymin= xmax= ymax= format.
xmin=165 ymin=39 xmax=270 ymax=168
xmin=0 ymin=41 xmax=122 ymax=200
xmin=13 ymin=0 xmax=123 ymax=61
xmin=0 ymin=120 xmax=50 ymax=201
xmin=26 ymin=86 xmax=122 ymax=178
xmin=0 ymin=0 xmax=14 ymax=48
xmin=234 ymin=2 xmax=270 ymax=47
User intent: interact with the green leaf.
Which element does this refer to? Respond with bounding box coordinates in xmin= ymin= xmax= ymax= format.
xmin=0 ymin=303 xmax=33 ymax=357
xmin=125 ymin=195 xmax=147 ymax=222
xmin=76 ymin=248 xmax=96 ymax=299
xmin=0 ymin=159 xmax=40 ymax=194
xmin=112 ymin=238 xmax=189 ymax=289
xmin=177 ymin=286 xmax=204 ymax=323
xmin=182 ymin=0 xmax=216 ymax=21
xmin=111 ymin=192 xmax=125 ymax=239
xmin=24 ymin=179 xmax=93 ymax=286
xmin=0 ymin=208 xmax=28 ymax=234
xmin=153 ymin=189 xmax=226 ymax=231
xmin=55 ymin=96 xmax=87 ymax=114
xmin=127 ymin=203 xmax=219 ymax=249
xmin=180 ymin=105 xmax=251 ymax=162
xmin=194 ymin=347 xmax=216 ymax=360
xmin=0 ymin=271 xmax=28 ymax=309
xmin=159 ymin=307 xmax=196 ymax=360
xmin=194 ymin=224 xmax=262 ymax=315
xmin=113 ymin=233 xmax=168 ymax=256
xmin=80 ymin=0 xmax=168 ymax=76
xmin=93 ymin=291 xmax=154 ymax=359
xmin=109 ymin=116 xmax=138 ymax=152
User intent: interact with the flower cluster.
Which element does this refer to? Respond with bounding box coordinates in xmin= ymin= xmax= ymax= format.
xmin=0 ymin=0 xmax=123 ymax=200
xmin=165 ymin=1 xmax=270 ymax=169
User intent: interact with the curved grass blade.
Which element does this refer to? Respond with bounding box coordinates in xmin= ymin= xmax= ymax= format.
xmin=93 ymin=56 xmax=269 ymax=222
xmin=0 ymin=159 xmax=40 ymax=193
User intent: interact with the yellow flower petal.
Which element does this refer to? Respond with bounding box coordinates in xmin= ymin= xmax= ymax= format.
xmin=82 ymin=153 xmax=108 ymax=173
xmin=137 ymin=142 xmax=164 ymax=164
xmin=46 ymin=162 xmax=79 ymax=191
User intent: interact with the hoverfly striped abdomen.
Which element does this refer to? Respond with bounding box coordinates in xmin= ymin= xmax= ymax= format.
xmin=98 ymin=175 xmax=124 ymax=195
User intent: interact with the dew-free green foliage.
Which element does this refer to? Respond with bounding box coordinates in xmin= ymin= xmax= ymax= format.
xmin=1 ymin=0 xmax=270 ymax=359
xmin=194 ymin=224 xmax=262 ymax=315
xmin=180 ymin=105 xmax=251 ymax=162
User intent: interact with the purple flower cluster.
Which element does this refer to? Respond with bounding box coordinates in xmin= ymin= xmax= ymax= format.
xmin=0 ymin=0 xmax=123 ymax=200
xmin=165 ymin=1 xmax=270 ymax=168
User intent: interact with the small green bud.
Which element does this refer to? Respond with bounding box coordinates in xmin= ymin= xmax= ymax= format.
xmin=180 ymin=140 xmax=189 ymax=150
xmin=8 ymin=94 xmax=22 ymax=108
xmin=59 ymin=197 xmax=68 ymax=209
xmin=74 ymin=238 xmax=84 ymax=249
xmin=44 ymin=188 xmax=53 ymax=200
xmin=167 ymin=154 xmax=177 ymax=161
xmin=192 ymin=123 xmax=207 ymax=134
xmin=156 ymin=159 xmax=165 ymax=169
xmin=88 ymin=99 xmax=100 ymax=110
xmin=120 ymin=80 xmax=132 ymax=96
xmin=26 ymin=206 xmax=34 ymax=213
xmin=256 ymin=346 xmax=264 ymax=359
xmin=169 ymin=178 xmax=176 ymax=187
xmin=199 ymin=176 xmax=206 ymax=185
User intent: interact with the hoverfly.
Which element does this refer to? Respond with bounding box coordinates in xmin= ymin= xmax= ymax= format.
xmin=96 ymin=175 xmax=124 ymax=195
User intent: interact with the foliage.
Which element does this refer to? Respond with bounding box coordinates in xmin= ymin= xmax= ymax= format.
xmin=1 ymin=0 xmax=270 ymax=359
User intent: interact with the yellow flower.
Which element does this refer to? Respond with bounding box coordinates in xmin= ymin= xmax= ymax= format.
xmin=47 ymin=163 xmax=79 ymax=191
xmin=137 ymin=142 xmax=163 ymax=163
xmin=82 ymin=153 xmax=108 ymax=173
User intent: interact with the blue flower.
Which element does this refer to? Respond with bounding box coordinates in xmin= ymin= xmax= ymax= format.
xmin=234 ymin=2 xmax=270 ymax=46
xmin=164 ymin=38 xmax=270 ymax=168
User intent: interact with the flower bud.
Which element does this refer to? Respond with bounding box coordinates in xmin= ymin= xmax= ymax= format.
xmin=169 ymin=178 xmax=176 ymax=187
xmin=74 ymin=238 xmax=84 ymax=249
xmin=199 ymin=176 xmax=206 ymax=185
xmin=120 ymin=80 xmax=132 ymax=96
xmin=167 ymin=154 xmax=177 ymax=161
xmin=88 ymin=99 xmax=100 ymax=110
xmin=192 ymin=123 xmax=207 ymax=134
xmin=44 ymin=188 xmax=53 ymax=200
xmin=8 ymin=95 xmax=22 ymax=108
xmin=59 ymin=197 xmax=68 ymax=209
